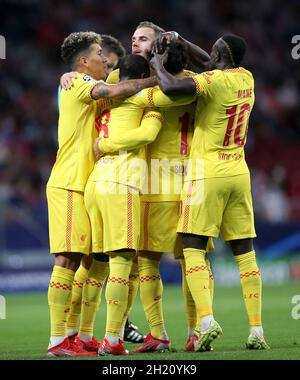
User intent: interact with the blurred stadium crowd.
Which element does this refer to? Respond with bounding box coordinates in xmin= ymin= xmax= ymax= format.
xmin=0 ymin=0 xmax=299 ymax=231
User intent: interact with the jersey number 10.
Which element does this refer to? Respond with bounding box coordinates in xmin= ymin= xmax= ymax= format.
xmin=223 ymin=103 xmax=251 ymax=147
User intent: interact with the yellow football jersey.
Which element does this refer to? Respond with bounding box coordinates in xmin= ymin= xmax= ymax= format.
xmin=106 ymin=69 xmax=120 ymax=84
xmin=47 ymin=74 xmax=102 ymax=191
xmin=188 ymin=67 xmax=255 ymax=180
xmin=143 ymin=70 xmax=196 ymax=201
xmin=106 ymin=69 xmax=197 ymax=201
xmin=94 ymin=85 xmax=196 ymax=194
xmin=88 ymin=98 xmax=163 ymax=191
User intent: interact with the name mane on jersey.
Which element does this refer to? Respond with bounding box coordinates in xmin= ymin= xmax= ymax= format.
xmin=237 ymin=88 xmax=253 ymax=99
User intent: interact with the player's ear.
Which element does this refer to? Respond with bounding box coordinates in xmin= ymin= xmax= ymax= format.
xmin=79 ymin=55 xmax=88 ymax=67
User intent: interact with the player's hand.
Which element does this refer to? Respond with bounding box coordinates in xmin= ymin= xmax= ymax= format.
xmin=162 ymin=31 xmax=179 ymax=42
xmin=154 ymin=31 xmax=178 ymax=54
xmin=157 ymin=31 xmax=179 ymax=52
xmin=60 ymin=71 xmax=78 ymax=90
xmin=154 ymin=35 xmax=167 ymax=54
xmin=93 ymin=137 xmax=103 ymax=160
xmin=150 ymin=50 xmax=169 ymax=71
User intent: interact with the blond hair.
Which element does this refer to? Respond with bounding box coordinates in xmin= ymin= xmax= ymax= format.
xmin=136 ymin=21 xmax=165 ymax=36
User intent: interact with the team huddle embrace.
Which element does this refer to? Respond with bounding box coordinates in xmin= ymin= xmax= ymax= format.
xmin=46 ymin=21 xmax=269 ymax=357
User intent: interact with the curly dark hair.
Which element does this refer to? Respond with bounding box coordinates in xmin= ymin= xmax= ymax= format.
xmin=164 ymin=40 xmax=189 ymax=75
xmin=119 ymin=54 xmax=150 ymax=80
xmin=61 ymin=31 xmax=102 ymax=68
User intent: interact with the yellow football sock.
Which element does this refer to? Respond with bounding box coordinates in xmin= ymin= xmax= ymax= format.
xmin=48 ymin=265 xmax=75 ymax=338
xmin=121 ymin=259 xmax=140 ymax=329
xmin=206 ymin=257 xmax=214 ymax=303
xmin=235 ymin=251 xmax=262 ymax=326
xmin=105 ymin=253 xmax=133 ymax=336
xmin=180 ymin=259 xmax=196 ymax=335
xmin=139 ymin=256 xmax=166 ymax=339
xmin=79 ymin=259 xmax=109 ymax=337
xmin=66 ymin=264 xmax=89 ymax=332
xmin=183 ymin=248 xmax=213 ymax=323
xmin=181 ymin=257 xmax=215 ymax=336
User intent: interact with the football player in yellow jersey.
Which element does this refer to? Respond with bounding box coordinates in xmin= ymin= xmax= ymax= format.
xmin=46 ymin=31 xmax=158 ymax=357
xmin=151 ymin=33 xmax=269 ymax=351
xmin=83 ymin=54 xmax=164 ymax=356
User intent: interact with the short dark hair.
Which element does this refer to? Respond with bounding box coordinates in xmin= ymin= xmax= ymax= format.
xmin=119 ymin=54 xmax=150 ymax=80
xmin=61 ymin=31 xmax=102 ymax=68
xmin=136 ymin=21 xmax=165 ymax=36
xmin=164 ymin=41 xmax=189 ymax=75
xmin=101 ymin=34 xmax=126 ymax=59
xmin=219 ymin=34 xmax=247 ymax=67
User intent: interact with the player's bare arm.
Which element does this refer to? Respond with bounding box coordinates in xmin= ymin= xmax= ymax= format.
xmin=158 ymin=31 xmax=210 ymax=69
xmin=60 ymin=73 xmax=157 ymax=95
xmin=90 ymin=76 xmax=157 ymax=99
xmin=150 ymin=52 xmax=196 ymax=95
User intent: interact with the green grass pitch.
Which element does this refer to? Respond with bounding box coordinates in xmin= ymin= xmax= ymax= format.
xmin=0 ymin=283 xmax=299 ymax=360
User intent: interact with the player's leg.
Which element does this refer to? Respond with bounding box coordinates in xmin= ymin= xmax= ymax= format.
xmin=180 ymin=233 xmax=222 ymax=352
xmin=177 ymin=179 xmax=224 ymax=352
xmin=135 ymin=201 xmax=180 ymax=353
xmin=135 ymin=250 xmax=171 ymax=352
xmin=138 ymin=255 xmax=166 ymax=342
xmin=66 ymin=254 xmax=92 ymax=339
xmin=229 ymin=239 xmax=269 ymax=349
xmin=46 ymin=187 xmax=95 ymax=356
xmin=77 ymin=253 xmax=109 ymax=351
xmin=48 ymin=252 xmax=82 ymax=349
xmin=222 ymin=174 xmax=269 ymax=350
xmin=98 ymin=250 xmax=134 ymax=355
xmin=181 ymin=252 xmax=214 ymax=351
xmin=135 ymin=250 xmax=171 ymax=353
xmin=174 ymin=205 xmax=198 ymax=348
xmin=122 ymin=254 xmax=146 ymax=344
xmin=97 ymin=183 xmax=140 ymax=355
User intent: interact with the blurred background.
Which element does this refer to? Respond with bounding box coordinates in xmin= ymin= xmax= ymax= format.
xmin=0 ymin=0 xmax=299 ymax=292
